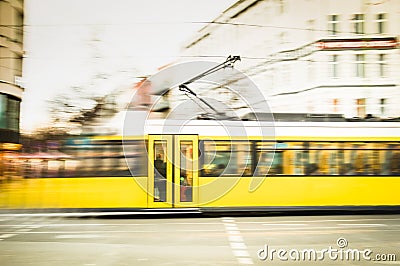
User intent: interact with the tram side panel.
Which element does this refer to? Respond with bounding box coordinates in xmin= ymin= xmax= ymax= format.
xmin=2 ymin=135 xmax=400 ymax=210
xmin=0 ymin=138 xmax=149 ymax=209
xmin=197 ymin=139 xmax=400 ymax=208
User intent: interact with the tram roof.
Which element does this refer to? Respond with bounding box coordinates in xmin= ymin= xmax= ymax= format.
xmin=139 ymin=119 xmax=400 ymax=139
xmin=121 ymin=111 xmax=400 ymax=139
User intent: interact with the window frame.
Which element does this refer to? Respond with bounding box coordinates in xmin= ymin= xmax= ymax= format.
xmin=352 ymin=13 xmax=365 ymax=35
xmin=327 ymin=14 xmax=339 ymax=36
xmin=376 ymin=13 xmax=387 ymax=34
xmin=355 ymin=54 xmax=366 ymax=78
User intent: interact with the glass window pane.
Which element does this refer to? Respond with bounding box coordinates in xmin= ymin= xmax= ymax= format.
xmin=389 ymin=144 xmax=400 ymax=175
xmin=125 ymin=140 xmax=148 ymax=177
xmin=201 ymin=141 xmax=252 ymax=177
xmin=255 ymin=142 xmax=283 ymax=175
xmin=0 ymin=94 xmax=6 ymax=129
xmin=180 ymin=141 xmax=193 ymax=202
xmin=154 ymin=141 xmax=167 ymax=202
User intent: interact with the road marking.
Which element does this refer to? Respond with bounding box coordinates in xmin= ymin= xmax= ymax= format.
xmin=263 ymin=223 xmax=307 ymax=226
xmin=0 ymin=218 xmax=47 ymax=241
xmin=0 ymin=223 xmax=145 ymax=227
xmin=228 ymin=235 xmax=244 ymax=242
xmin=0 ymin=230 xmax=158 ymax=234
xmin=237 ymin=257 xmax=254 ymax=265
xmin=238 ymin=217 xmax=400 ymax=224
xmin=225 ymin=224 xmax=238 ymax=229
xmin=2 ymin=226 xmax=400 ymax=236
xmin=338 ymin=223 xmax=387 ymax=227
xmin=15 ymin=228 xmax=31 ymax=233
xmin=55 ymin=234 xmax=104 ymax=239
xmin=230 ymin=242 xmax=247 ymax=249
xmin=179 ymin=229 xmax=223 ymax=232
xmin=0 ymin=222 xmax=222 ymax=227
xmin=222 ymin=217 xmax=254 ymax=265
xmin=239 ymin=226 xmax=399 ymax=231
xmin=169 ymin=222 xmax=221 ymax=225
xmin=0 ymin=233 xmax=16 ymax=239
xmin=233 ymin=250 xmax=250 ymax=257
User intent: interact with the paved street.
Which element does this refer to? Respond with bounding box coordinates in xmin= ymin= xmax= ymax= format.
xmin=0 ymin=213 xmax=399 ymax=265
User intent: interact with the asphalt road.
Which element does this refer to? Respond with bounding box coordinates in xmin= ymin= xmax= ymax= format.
xmin=0 ymin=213 xmax=399 ymax=265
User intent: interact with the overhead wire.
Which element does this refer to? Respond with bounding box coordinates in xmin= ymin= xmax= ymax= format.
xmin=0 ymin=18 xmax=388 ymax=36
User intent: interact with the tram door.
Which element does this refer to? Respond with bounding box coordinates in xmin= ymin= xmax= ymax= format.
xmin=148 ymin=135 xmax=198 ymax=208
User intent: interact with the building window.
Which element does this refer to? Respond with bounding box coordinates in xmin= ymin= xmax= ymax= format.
xmin=328 ymin=14 xmax=339 ymax=36
xmin=330 ymin=55 xmax=339 ymax=78
xmin=333 ymin=98 xmax=340 ymax=113
xmin=356 ymin=98 xmax=366 ymax=118
xmin=378 ymin=54 xmax=387 ymax=77
xmin=380 ymin=98 xmax=386 ymax=116
xmin=355 ymin=54 xmax=366 ymax=78
xmin=376 ymin=13 xmax=387 ymax=34
xmin=0 ymin=95 xmax=6 ymax=129
xmin=0 ymin=94 xmax=20 ymax=131
xmin=15 ymin=11 xmax=24 ymax=44
xmin=7 ymin=97 xmax=20 ymax=131
xmin=279 ymin=0 xmax=285 ymax=14
xmin=352 ymin=14 xmax=365 ymax=34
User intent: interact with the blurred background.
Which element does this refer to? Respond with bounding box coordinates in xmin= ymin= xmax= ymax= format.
xmin=1 ymin=0 xmax=400 ymax=193
xmin=1 ymin=2 xmax=400 ymax=265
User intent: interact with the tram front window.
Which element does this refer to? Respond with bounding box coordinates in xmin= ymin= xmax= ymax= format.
xmin=154 ymin=141 xmax=167 ymax=202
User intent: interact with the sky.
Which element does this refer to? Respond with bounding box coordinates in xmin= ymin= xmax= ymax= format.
xmin=21 ymin=0 xmax=236 ymax=132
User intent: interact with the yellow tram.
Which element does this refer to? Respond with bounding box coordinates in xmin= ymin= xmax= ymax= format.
xmin=1 ymin=119 xmax=400 ymax=211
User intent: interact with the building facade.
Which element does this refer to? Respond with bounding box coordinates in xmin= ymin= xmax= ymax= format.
xmin=180 ymin=0 xmax=400 ymax=119
xmin=0 ymin=0 xmax=24 ymax=176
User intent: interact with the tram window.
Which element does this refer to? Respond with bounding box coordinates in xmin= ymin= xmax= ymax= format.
xmin=350 ymin=143 xmax=372 ymax=175
xmin=288 ymin=142 xmax=308 ymax=175
xmin=294 ymin=150 xmax=306 ymax=175
xmin=382 ymin=145 xmax=392 ymax=175
xmin=201 ymin=141 xmax=252 ymax=177
xmin=340 ymin=143 xmax=354 ymax=175
xmin=255 ymin=152 xmax=283 ymax=175
xmin=125 ymin=140 xmax=148 ymax=177
xmin=100 ymin=142 xmax=130 ymax=176
xmin=339 ymin=142 xmax=382 ymax=175
xmin=306 ymin=142 xmax=337 ymax=175
xmin=337 ymin=148 xmax=345 ymax=175
xmin=370 ymin=144 xmax=381 ymax=175
xmin=389 ymin=145 xmax=400 ymax=175
xmin=255 ymin=142 xmax=283 ymax=175
xmin=327 ymin=143 xmax=340 ymax=175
